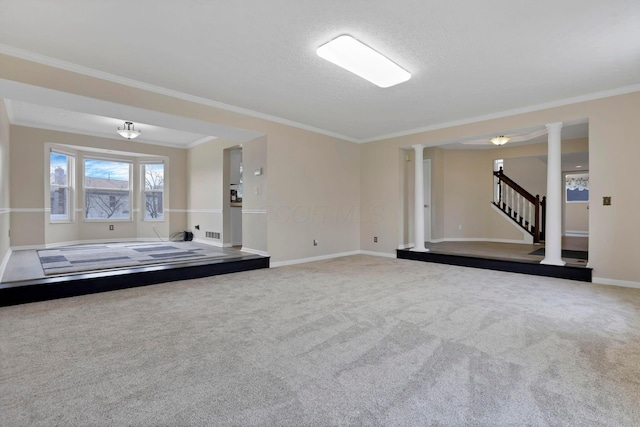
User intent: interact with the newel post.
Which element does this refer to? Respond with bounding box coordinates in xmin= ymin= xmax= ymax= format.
xmin=534 ymin=194 xmax=541 ymax=243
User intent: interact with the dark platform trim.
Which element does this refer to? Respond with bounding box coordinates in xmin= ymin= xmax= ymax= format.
xmin=397 ymin=249 xmax=591 ymax=282
xmin=0 ymin=255 xmax=270 ymax=307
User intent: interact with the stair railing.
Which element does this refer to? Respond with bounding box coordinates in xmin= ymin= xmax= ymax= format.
xmin=493 ymin=167 xmax=546 ymax=242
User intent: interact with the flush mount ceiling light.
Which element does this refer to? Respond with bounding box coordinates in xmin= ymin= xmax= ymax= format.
xmin=490 ymin=135 xmax=510 ymax=146
xmin=316 ymin=35 xmax=411 ymax=88
xmin=117 ymin=121 xmax=141 ymax=140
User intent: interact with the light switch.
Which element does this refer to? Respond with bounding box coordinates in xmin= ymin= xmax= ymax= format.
xmin=603 ymin=196 xmax=611 ymax=206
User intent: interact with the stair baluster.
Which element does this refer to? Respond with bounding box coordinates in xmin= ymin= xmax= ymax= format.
xmin=493 ymin=167 xmax=545 ymax=243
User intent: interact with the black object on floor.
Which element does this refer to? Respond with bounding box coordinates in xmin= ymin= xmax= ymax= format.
xmin=528 ymin=248 xmax=588 ymax=259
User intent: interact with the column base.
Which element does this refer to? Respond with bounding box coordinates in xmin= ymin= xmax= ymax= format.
xmin=540 ymin=258 xmax=566 ymax=266
xmin=411 ymin=247 xmax=429 ymax=252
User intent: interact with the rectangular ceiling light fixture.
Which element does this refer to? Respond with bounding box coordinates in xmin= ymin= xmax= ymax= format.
xmin=317 ymin=35 xmax=411 ymax=88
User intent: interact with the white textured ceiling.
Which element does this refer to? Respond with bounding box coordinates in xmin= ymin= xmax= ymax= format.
xmin=0 ymin=0 xmax=639 ymax=143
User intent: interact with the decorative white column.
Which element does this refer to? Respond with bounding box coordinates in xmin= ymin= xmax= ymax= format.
xmin=541 ymin=122 xmax=565 ymax=266
xmin=412 ymin=144 xmax=428 ymax=252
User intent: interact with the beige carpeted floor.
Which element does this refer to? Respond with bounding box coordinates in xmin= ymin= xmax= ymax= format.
xmin=1 ymin=255 xmax=639 ymax=426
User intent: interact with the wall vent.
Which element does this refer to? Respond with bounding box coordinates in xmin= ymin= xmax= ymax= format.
xmin=205 ymin=231 xmax=221 ymax=239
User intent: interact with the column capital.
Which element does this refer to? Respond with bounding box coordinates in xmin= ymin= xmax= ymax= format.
xmin=411 ymin=144 xmax=424 ymax=151
xmin=545 ymin=122 xmax=563 ymax=132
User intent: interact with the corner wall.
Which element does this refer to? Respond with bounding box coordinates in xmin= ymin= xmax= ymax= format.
xmin=0 ymin=100 xmax=10 ymax=274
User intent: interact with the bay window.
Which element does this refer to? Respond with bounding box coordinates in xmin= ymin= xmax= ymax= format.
xmin=84 ymin=158 xmax=131 ymax=220
xmin=143 ymin=162 xmax=164 ymax=220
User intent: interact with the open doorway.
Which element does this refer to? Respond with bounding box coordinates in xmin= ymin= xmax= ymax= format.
xmin=224 ymin=146 xmax=243 ymax=247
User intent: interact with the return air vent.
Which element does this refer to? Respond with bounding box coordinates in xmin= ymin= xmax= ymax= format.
xmin=205 ymin=231 xmax=221 ymax=239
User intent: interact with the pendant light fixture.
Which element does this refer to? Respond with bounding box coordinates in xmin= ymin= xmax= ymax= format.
xmin=490 ymin=135 xmax=510 ymax=146
xmin=117 ymin=121 xmax=141 ymax=140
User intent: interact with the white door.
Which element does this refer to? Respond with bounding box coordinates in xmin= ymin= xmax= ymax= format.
xmin=423 ymin=159 xmax=431 ymax=242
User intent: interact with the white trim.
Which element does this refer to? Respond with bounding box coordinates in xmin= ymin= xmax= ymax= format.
xmin=242 ymin=209 xmax=267 ymax=214
xmin=8 ymin=244 xmax=45 ymax=251
xmin=240 ymin=247 xmax=269 ymax=257
xmin=0 ymin=44 xmax=359 ymax=144
xmin=429 ymin=237 xmax=534 ymax=245
xmin=360 ymin=84 xmax=640 ymax=143
xmin=490 ymin=204 xmax=534 ymax=243
xmin=592 ymin=277 xmax=640 ymax=290
xmin=397 ymin=243 xmax=415 ymax=250
xmin=6 ymin=44 xmax=636 ymax=145
xmin=4 ymin=98 xmax=15 ymax=123
xmin=271 ymin=251 xmax=360 ymax=267
xmin=180 ymin=209 xmax=223 ymax=214
xmin=186 ymin=136 xmax=218 ymax=148
xmin=9 ymin=208 xmax=46 ymax=213
xmin=565 ymin=231 xmax=589 ymax=237
xmin=359 ymin=250 xmax=396 ymax=259
xmin=192 ymin=238 xmax=223 ymax=248
xmin=0 ymin=248 xmax=12 ymax=283
xmin=0 ymin=208 xmax=10 ymax=215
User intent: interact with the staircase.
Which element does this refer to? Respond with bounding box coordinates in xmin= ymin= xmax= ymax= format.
xmin=493 ymin=168 xmax=546 ymax=243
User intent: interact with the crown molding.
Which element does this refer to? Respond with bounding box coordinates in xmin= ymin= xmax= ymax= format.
xmin=0 ymin=44 xmax=359 ymax=144
xmin=2 ymin=44 xmax=639 ymax=145
xmin=362 ymin=84 xmax=640 ymax=143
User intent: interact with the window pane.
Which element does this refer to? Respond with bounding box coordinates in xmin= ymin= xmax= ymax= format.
xmin=85 ymin=190 xmax=130 ymax=219
xmin=50 ymin=152 xmax=68 ymax=186
xmin=50 ymin=188 xmax=68 ymax=220
xmin=145 ymin=192 xmax=164 ymax=220
xmin=144 ymin=163 xmax=164 ymax=190
xmin=84 ymin=159 xmax=130 ymax=189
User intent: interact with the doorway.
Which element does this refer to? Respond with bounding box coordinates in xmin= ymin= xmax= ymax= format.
xmin=229 ymin=147 xmax=243 ymax=246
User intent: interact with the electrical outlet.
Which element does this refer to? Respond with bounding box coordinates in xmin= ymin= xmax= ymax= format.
xmin=458 ymin=224 xmax=462 ymax=230
xmin=109 ymin=225 xmax=114 ymax=231
xmin=313 ymin=239 xmax=318 ymax=246
xmin=374 ymin=236 xmax=378 ymax=243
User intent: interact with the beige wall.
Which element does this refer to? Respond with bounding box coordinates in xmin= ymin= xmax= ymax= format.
xmin=9 ymin=126 xmax=187 ymax=247
xmin=360 ymin=92 xmax=640 ymax=283
xmin=565 ymin=202 xmax=589 ymax=233
xmin=267 ymin=127 xmax=360 ymax=262
xmin=0 ymin=99 xmax=10 ymax=269
xmin=1 ymin=54 xmax=639 ymax=283
xmin=503 ymin=156 xmax=547 ymax=200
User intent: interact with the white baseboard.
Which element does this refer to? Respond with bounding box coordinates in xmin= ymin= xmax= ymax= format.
xmin=565 ymin=231 xmax=589 ymax=237
xmin=429 ymin=237 xmax=533 ymax=245
xmin=193 ymin=238 xmax=224 ymax=248
xmin=359 ymin=250 xmax=396 ymax=258
xmin=0 ymin=247 xmax=13 ymax=282
xmin=271 ymin=251 xmax=360 ymax=268
xmin=592 ymin=277 xmax=640 ymax=289
xmin=240 ymin=247 xmax=269 ymax=257
xmin=9 ymin=244 xmax=46 ymax=251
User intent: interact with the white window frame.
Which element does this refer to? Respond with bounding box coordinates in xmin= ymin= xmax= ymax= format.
xmin=49 ymin=149 xmax=75 ymax=223
xmin=142 ymin=161 xmax=165 ymax=221
xmin=83 ymin=156 xmax=133 ymax=221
